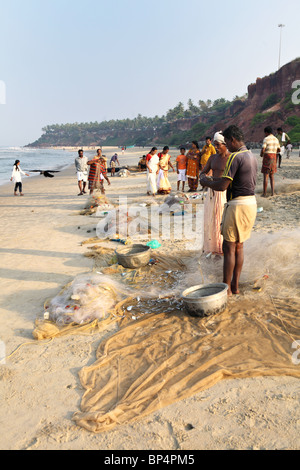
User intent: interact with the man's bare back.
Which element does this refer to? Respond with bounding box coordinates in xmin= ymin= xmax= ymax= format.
xmin=201 ymin=151 xmax=230 ymax=179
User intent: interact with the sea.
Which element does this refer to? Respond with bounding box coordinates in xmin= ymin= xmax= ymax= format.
xmin=0 ymin=147 xmax=87 ymax=187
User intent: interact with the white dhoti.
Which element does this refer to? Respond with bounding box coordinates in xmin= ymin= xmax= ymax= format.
xmin=203 ymin=188 xmax=227 ymax=255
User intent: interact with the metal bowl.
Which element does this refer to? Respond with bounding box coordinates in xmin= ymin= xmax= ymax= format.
xmin=181 ymin=283 xmax=229 ymax=317
xmin=116 ymin=244 xmax=151 ymax=269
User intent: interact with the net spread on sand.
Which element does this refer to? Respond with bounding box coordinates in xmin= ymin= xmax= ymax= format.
xmin=72 ymin=297 xmax=300 ymax=433
xmin=32 ymin=229 xmax=300 ymax=433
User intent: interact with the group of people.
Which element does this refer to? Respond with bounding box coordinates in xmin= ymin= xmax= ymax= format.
xmin=145 ymin=146 xmax=176 ymax=196
xmin=145 ymin=138 xmax=217 ymax=197
xmin=147 ymin=124 xmax=296 ymax=296
xmin=75 ymin=149 xmax=111 ymax=196
xmin=143 ymin=128 xmax=258 ymax=296
xmin=199 ymin=125 xmax=258 ymax=297
xmin=9 ymin=125 xmax=293 ymax=298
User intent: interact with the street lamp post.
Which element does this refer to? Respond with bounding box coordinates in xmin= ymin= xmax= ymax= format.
xmin=278 ymin=24 xmax=285 ymax=70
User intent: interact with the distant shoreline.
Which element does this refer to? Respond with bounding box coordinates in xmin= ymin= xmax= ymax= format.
xmin=24 ymin=146 xmax=120 ymax=152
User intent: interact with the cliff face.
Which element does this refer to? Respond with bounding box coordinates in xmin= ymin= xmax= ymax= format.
xmin=206 ymin=58 xmax=300 ymax=142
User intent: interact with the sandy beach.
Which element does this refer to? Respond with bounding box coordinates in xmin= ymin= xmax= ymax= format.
xmin=1 ymin=148 xmax=300 ymax=450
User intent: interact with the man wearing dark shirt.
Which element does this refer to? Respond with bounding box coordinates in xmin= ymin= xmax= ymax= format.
xmin=200 ymin=125 xmax=257 ymax=296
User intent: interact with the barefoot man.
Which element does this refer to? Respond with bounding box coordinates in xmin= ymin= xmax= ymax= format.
xmin=200 ymin=125 xmax=257 ymax=296
xmin=260 ymin=126 xmax=281 ymax=197
xmin=200 ymin=131 xmax=230 ymax=255
xmin=75 ymin=149 xmax=88 ymax=196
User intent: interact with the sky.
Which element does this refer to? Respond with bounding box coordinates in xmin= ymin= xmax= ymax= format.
xmin=0 ymin=0 xmax=299 ymax=146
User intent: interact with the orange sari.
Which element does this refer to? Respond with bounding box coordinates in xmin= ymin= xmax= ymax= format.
xmin=186 ymin=149 xmax=200 ymax=191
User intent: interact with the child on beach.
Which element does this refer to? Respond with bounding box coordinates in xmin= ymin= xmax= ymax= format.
xmin=176 ymin=147 xmax=187 ymax=191
xmin=10 ymin=160 xmax=29 ymax=196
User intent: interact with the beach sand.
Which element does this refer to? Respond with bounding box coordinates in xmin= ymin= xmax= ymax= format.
xmin=0 ymin=149 xmax=300 ymax=450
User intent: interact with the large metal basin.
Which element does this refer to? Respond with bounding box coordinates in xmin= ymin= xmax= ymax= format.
xmin=181 ymin=283 xmax=229 ymax=317
xmin=116 ymin=244 xmax=151 ymax=269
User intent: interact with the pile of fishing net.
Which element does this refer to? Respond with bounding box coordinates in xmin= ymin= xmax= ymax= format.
xmin=80 ymin=195 xmax=115 ymax=217
xmin=33 ymin=248 xmax=192 ymax=341
xmin=117 ymin=169 xmax=130 ymax=178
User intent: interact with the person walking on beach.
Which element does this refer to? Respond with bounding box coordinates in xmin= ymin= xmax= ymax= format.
xmin=200 ymin=132 xmax=230 ymax=255
xmin=260 ymin=127 xmax=281 ymax=197
xmin=87 ymin=151 xmax=111 ymax=195
xmin=110 ymin=153 xmax=120 ymax=177
xmin=276 ymin=127 xmax=291 ymax=168
xmin=146 ymin=147 xmax=159 ymax=196
xmin=200 ymin=125 xmax=257 ymax=296
xmin=157 ymin=146 xmax=175 ymax=195
xmin=75 ymin=149 xmax=88 ymax=196
xmin=186 ymin=141 xmax=201 ymax=192
xmin=10 ymin=160 xmax=29 ymax=196
xmin=286 ymin=142 xmax=293 ymax=159
xmin=176 ymin=147 xmax=187 ymax=192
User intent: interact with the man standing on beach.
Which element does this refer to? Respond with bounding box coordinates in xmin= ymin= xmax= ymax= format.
xmin=286 ymin=143 xmax=293 ymax=159
xmin=110 ymin=153 xmax=120 ymax=177
xmin=75 ymin=149 xmax=88 ymax=196
xmin=260 ymin=126 xmax=280 ymax=197
xmin=200 ymin=125 xmax=257 ymax=296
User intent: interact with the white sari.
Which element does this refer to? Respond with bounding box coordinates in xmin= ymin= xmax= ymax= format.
xmin=147 ymin=155 xmax=159 ymax=194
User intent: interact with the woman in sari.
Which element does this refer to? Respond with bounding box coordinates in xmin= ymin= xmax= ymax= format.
xmin=186 ymin=141 xmax=201 ymax=192
xmin=87 ymin=150 xmax=110 ymax=195
xmin=157 ymin=146 xmax=175 ymax=195
xmin=146 ymin=147 xmax=159 ymax=196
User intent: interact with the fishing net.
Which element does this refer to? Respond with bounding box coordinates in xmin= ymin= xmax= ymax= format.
xmin=32 ymin=225 xmax=300 ymax=434
xmin=80 ymin=195 xmax=115 ymax=217
xmin=71 ymin=228 xmax=300 ymax=433
xmin=73 ymin=295 xmax=300 ymax=433
xmin=32 ymin=249 xmax=192 ymax=340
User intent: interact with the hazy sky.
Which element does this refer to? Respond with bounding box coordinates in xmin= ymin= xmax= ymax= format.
xmin=0 ymin=0 xmax=299 ymax=146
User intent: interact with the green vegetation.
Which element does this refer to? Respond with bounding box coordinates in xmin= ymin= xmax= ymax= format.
xmin=285 ymin=115 xmax=300 ymax=142
xmin=251 ymin=112 xmax=273 ymax=127
xmin=285 ymin=115 xmax=300 ymax=127
xmin=283 ymin=89 xmax=298 ymax=111
xmin=261 ymin=93 xmax=279 ymax=111
xmin=28 ymin=95 xmax=247 ymax=148
xmin=168 ymin=122 xmax=210 ymax=147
